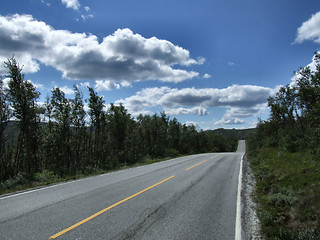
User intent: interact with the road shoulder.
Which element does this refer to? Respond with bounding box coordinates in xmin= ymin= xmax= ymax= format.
xmin=241 ymin=154 xmax=264 ymax=240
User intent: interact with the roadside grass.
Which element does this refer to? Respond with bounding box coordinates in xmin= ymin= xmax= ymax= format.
xmin=248 ymin=148 xmax=320 ymax=239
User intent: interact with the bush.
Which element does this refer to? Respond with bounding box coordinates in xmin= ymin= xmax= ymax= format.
xmin=269 ymin=188 xmax=297 ymax=207
xmin=34 ymin=170 xmax=57 ymax=183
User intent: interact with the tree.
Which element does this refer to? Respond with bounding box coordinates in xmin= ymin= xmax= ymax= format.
xmin=251 ymin=52 xmax=320 ymax=154
xmin=42 ymin=94 xmax=54 ymax=170
xmin=70 ymin=85 xmax=87 ymax=169
xmin=50 ymin=87 xmax=72 ymax=173
xmin=5 ymin=57 xmax=41 ymax=175
xmin=295 ymin=52 xmax=320 ymax=153
xmin=107 ymin=103 xmax=133 ymax=167
xmin=268 ymin=85 xmax=302 ymax=151
xmin=0 ymin=77 xmax=12 ymax=180
xmin=168 ymin=117 xmax=181 ymax=150
xmin=87 ymin=86 xmax=105 ymax=167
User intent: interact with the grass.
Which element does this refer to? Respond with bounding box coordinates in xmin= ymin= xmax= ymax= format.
xmin=248 ymin=147 xmax=320 ymax=239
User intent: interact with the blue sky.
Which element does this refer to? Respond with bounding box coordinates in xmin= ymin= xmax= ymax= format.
xmin=1 ymin=0 xmax=320 ymax=130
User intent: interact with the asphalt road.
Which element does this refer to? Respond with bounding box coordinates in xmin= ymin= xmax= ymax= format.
xmin=0 ymin=140 xmax=245 ymax=240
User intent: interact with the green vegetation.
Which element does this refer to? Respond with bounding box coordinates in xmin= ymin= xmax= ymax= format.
xmin=0 ymin=57 xmax=238 ymax=195
xmin=248 ymin=148 xmax=320 ymax=239
xmin=247 ymin=52 xmax=320 ymax=239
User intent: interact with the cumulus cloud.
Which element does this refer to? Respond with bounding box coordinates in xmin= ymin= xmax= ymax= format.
xmin=185 ymin=121 xmax=201 ymax=130
xmin=59 ymin=85 xmax=74 ymax=95
xmin=115 ymin=87 xmax=171 ymax=115
xmin=2 ymin=77 xmax=44 ymax=90
xmin=214 ymin=103 xmax=268 ymax=126
xmin=159 ymin=85 xmax=274 ymax=108
xmin=95 ymin=80 xmax=120 ymax=91
xmin=116 ymin=85 xmax=275 ymax=117
xmin=27 ymin=79 xmax=44 ymax=89
xmin=0 ymin=14 xmax=201 ymax=85
xmin=291 ymin=51 xmax=320 ymax=86
xmin=295 ymin=11 xmax=320 ymax=44
xmin=61 ymin=0 xmax=80 ymax=10
xmin=223 ymin=105 xmax=264 ymax=119
xmin=164 ymin=106 xmax=208 ymax=116
xmin=2 ymin=78 xmax=10 ymax=89
xmin=214 ymin=117 xmax=244 ymax=126
xmin=203 ymin=73 xmax=211 ymax=79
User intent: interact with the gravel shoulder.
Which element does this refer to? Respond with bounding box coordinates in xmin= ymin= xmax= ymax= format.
xmin=241 ymin=153 xmax=264 ymax=240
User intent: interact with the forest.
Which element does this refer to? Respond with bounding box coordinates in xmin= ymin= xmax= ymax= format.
xmin=247 ymin=52 xmax=320 ymax=239
xmin=0 ymin=57 xmax=237 ymax=187
xmin=248 ymin=52 xmax=320 ymax=155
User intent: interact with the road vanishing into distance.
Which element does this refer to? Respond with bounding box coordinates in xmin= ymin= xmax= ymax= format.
xmin=0 ymin=140 xmax=245 ymax=240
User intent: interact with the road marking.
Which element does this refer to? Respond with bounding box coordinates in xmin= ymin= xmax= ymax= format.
xmin=235 ymin=153 xmax=244 ymax=240
xmin=185 ymin=160 xmax=207 ymax=171
xmin=49 ymin=175 xmax=175 ymax=239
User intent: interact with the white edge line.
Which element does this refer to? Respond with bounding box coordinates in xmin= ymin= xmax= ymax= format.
xmin=235 ymin=153 xmax=244 ymax=240
xmin=0 ymin=168 xmax=129 ymax=200
xmin=0 ymin=176 xmax=90 ymax=200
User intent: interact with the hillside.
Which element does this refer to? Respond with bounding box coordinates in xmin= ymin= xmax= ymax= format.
xmin=211 ymin=128 xmax=256 ymax=140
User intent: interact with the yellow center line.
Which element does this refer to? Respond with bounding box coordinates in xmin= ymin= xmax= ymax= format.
xmin=185 ymin=160 xmax=207 ymax=171
xmin=210 ymin=155 xmax=218 ymax=160
xmin=49 ymin=175 xmax=175 ymax=239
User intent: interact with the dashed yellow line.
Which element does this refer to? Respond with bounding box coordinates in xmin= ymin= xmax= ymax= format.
xmin=185 ymin=160 xmax=207 ymax=171
xmin=49 ymin=175 xmax=175 ymax=239
xmin=50 ymin=155 xmax=220 ymax=238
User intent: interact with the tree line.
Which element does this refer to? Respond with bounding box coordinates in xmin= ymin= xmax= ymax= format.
xmin=248 ymin=52 xmax=320 ymax=155
xmin=0 ymin=57 xmax=236 ymax=182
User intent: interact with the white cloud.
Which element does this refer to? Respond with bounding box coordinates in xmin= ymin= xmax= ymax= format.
xmin=0 ymin=14 xmax=201 ymax=86
xmin=295 ymin=11 xmax=320 ymax=44
xmin=80 ymin=81 xmax=90 ymax=88
xmin=223 ymin=105 xmax=266 ymax=119
xmin=228 ymin=62 xmax=235 ymax=66
xmin=197 ymin=57 xmax=206 ymax=65
xmin=115 ymin=87 xmax=170 ymax=115
xmin=2 ymin=77 xmax=44 ymax=90
xmin=203 ymin=73 xmax=211 ymax=79
xmin=185 ymin=121 xmax=201 ymax=130
xmin=214 ymin=103 xmax=268 ymax=127
xmin=61 ymin=0 xmax=80 ymax=10
xmin=291 ymin=51 xmax=320 ymax=86
xmin=164 ymin=106 xmax=208 ymax=116
xmin=81 ymin=14 xmax=94 ymax=21
xmin=27 ymin=79 xmax=44 ymax=89
xmin=214 ymin=117 xmax=244 ymax=126
xmin=41 ymin=0 xmax=51 ymax=7
xmin=84 ymin=6 xmax=90 ymax=12
xmin=159 ymin=84 xmax=275 ymax=108
xmin=59 ymin=85 xmax=74 ymax=95
xmin=2 ymin=77 xmax=10 ymax=89
xmin=95 ymin=80 xmax=121 ymax=91
xmin=116 ymin=85 xmax=275 ymax=117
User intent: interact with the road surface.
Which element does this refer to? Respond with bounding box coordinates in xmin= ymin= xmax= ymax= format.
xmin=0 ymin=140 xmax=245 ymax=240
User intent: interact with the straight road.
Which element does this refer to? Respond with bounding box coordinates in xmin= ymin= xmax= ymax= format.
xmin=0 ymin=140 xmax=245 ymax=240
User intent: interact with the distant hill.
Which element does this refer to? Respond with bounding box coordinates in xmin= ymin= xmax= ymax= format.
xmin=211 ymin=128 xmax=256 ymax=140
